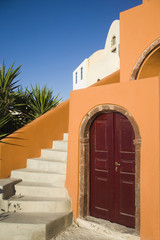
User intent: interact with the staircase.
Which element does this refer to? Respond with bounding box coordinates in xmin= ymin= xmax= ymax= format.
xmin=0 ymin=133 xmax=73 ymax=240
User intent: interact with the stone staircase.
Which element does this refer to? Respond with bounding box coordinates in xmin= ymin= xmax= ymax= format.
xmin=0 ymin=133 xmax=73 ymax=240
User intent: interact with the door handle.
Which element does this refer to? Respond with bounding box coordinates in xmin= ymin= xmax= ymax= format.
xmin=115 ymin=162 xmax=120 ymax=166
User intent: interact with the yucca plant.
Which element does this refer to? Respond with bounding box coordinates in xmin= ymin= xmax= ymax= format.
xmin=0 ymin=61 xmax=21 ymax=106
xmin=26 ymin=84 xmax=62 ymax=120
xmin=0 ymin=102 xmax=10 ymax=140
xmin=0 ymin=61 xmax=63 ymax=137
xmin=0 ymin=61 xmax=28 ymax=136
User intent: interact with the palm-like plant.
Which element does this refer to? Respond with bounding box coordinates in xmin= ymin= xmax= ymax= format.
xmin=0 ymin=61 xmax=63 ymax=138
xmin=26 ymin=84 xmax=62 ymax=120
xmin=0 ymin=61 xmax=28 ymax=137
xmin=0 ymin=61 xmax=21 ymax=107
xmin=0 ymin=102 xmax=10 ymax=140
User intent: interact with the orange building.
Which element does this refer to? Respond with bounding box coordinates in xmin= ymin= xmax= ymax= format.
xmin=0 ymin=0 xmax=160 ymax=239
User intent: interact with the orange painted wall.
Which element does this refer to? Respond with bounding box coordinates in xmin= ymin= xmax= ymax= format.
xmin=120 ymin=0 xmax=160 ymax=82
xmin=66 ymin=77 xmax=160 ymax=240
xmin=0 ymin=100 xmax=69 ymax=179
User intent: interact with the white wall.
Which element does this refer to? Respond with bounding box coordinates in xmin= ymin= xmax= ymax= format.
xmin=105 ymin=20 xmax=120 ymax=56
xmin=87 ymin=53 xmax=120 ymax=86
xmin=73 ymin=59 xmax=88 ymax=90
xmin=72 ymin=20 xmax=120 ymax=90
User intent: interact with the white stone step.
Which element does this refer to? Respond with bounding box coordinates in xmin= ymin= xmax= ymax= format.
xmin=53 ymin=140 xmax=68 ymax=151
xmin=63 ymin=133 xmax=68 ymax=141
xmin=27 ymin=158 xmax=66 ymax=174
xmin=11 ymin=168 xmax=65 ymax=187
xmin=41 ymin=149 xmax=67 ymax=161
xmin=15 ymin=181 xmax=69 ymax=198
xmin=6 ymin=195 xmax=71 ymax=213
xmin=0 ymin=211 xmax=73 ymax=240
xmin=0 ymin=133 xmax=72 ymax=239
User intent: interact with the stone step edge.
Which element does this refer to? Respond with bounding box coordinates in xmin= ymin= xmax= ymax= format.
xmin=15 ymin=181 xmax=66 ymax=188
xmin=14 ymin=182 xmax=69 ymax=198
xmin=11 ymin=168 xmax=65 ymax=175
xmin=8 ymin=196 xmax=70 ymax=201
xmin=53 ymin=140 xmax=68 ymax=143
xmin=41 ymin=149 xmax=67 ymax=153
xmin=0 ymin=211 xmax=72 ymax=224
xmin=52 ymin=140 xmax=68 ymax=148
xmin=1 ymin=197 xmax=71 ymax=213
xmin=0 ymin=211 xmax=73 ymax=240
xmin=27 ymin=158 xmax=66 ymax=164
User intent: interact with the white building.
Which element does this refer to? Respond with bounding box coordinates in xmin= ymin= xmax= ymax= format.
xmin=73 ymin=20 xmax=120 ymax=90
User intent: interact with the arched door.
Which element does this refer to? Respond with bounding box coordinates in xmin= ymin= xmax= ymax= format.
xmin=90 ymin=112 xmax=135 ymax=228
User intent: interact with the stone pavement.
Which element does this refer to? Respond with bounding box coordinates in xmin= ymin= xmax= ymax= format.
xmin=52 ymin=222 xmax=114 ymax=240
xmin=52 ymin=217 xmax=140 ymax=240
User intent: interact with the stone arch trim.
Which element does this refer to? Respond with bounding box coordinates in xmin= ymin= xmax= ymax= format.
xmin=131 ymin=38 xmax=160 ymax=80
xmin=79 ymin=104 xmax=141 ymax=234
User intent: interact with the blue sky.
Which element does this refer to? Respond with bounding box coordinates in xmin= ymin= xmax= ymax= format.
xmin=0 ymin=0 xmax=142 ymax=100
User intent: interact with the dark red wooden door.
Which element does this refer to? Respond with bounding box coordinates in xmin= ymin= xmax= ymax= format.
xmin=90 ymin=112 xmax=135 ymax=228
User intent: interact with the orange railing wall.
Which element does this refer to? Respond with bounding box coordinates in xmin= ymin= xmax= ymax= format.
xmin=0 ymin=100 xmax=69 ymax=179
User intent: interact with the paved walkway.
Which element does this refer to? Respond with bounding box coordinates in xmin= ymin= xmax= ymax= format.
xmin=52 ymin=222 xmax=113 ymax=240
xmin=52 ymin=217 xmax=139 ymax=240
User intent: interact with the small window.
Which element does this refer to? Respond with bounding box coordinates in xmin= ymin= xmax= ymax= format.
xmin=75 ymin=72 xmax=78 ymax=84
xmin=81 ymin=67 xmax=83 ymax=80
xmin=111 ymin=36 xmax=116 ymax=47
xmin=111 ymin=48 xmax=116 ymax=53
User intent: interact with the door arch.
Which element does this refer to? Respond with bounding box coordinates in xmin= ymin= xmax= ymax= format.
xmin=79 ymin=105 xmax=141 ymax=233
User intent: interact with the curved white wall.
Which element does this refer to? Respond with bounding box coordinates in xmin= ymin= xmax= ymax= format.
xmin=105 ymin=20 xmax=120 ymax=56
xmin=73 ymin=20 xmax=120 ymax=90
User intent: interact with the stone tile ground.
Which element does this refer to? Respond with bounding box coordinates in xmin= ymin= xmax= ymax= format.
xmin=52 ymin=222 xmax=114 ymax=240
xmin=52 ymin=217 xmax=139 ymax=240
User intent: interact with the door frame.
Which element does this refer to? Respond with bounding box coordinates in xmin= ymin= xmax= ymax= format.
xmin=79 ymin=104 xmax=141 ymax=234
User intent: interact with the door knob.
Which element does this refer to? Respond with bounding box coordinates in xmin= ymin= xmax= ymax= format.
xmin=115 ymin=162 xmax=120 ymax=166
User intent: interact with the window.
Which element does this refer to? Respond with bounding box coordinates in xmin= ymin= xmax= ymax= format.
xmin=112 ymin=48 xmax=116 ymax=53
xmin=111 ymin=36 xmax=116 ymax=47
xmin=75 ymin=72 xmax=77 ymax=84
xmin=81 ymin=67 xmax=83 ymax=80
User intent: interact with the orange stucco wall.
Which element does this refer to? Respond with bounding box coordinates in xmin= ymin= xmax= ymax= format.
xmin=66 ymin=77 xmax=160 ymax=240
xmin=120 ymin=0 xmax=160 ymax=82
xmin=0 ymin=100 xmax=69 ymax=178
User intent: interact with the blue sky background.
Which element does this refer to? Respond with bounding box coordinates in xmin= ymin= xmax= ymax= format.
xmin=0 ymin=0 xmax=142 ymax=100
